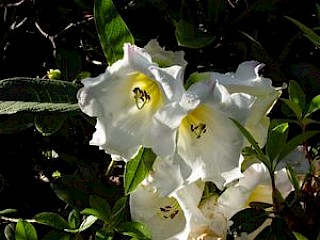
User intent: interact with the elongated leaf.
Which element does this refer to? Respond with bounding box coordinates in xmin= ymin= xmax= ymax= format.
xmin=116 ymin=222 xmax=151 ymax=240
xmin=286 ymin=164 xmax=301 ymax=192
xmin=278 ymin=131 xmax=320 ymax=161
xmin=305 ymin=95 xmax=320 ymax=117
xmin=124 ymin=147 xmax=156 ymax=195
xmin=96 ymin=228 xmax=114 ymax=240
xmin=266 ymin=121 xmax=289 ymax=166
xmin=65 ymin=215 xmax=98 ymax=233
xmin=94 ymin=0 xmax=134 ymax=65
xmin=111 ymin=196 xmax=127 ymax=224
xmin=15 ymin=220 xmax=38 ymax=240
xmin=88 ymin=195 xmax=111 ymax=223
xmin=0 ymin=78 xmax=80 ymax=114
xmin=230 ymin=118 xmax=268 ymax=167
xmin=34 ymin=212 xmax=70 ymax=230
xmin=42 ymin=230 xmax=73 ymax=240
xmin=4 ymin=223 xmax=15 ymax=240
xmin=288 ymin=80 xmax=306 ymax=112
xmin=285 ymin=16 xmax=320 ymax=47
xmin=175 ymin=20 xmax=215 ymax=48
xmin=68 ymin=209 xmax=80 ymax=229
xmin=0 ymin=209 xmax=17 ymax=215
xmin=293 ymin=232 xmax=309 ymax=240
xmin=281 ymin=99 xmax=302 ymax=119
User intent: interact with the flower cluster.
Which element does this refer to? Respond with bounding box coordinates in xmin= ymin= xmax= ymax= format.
xmin=77 ymin=40 xmax=285 ymax=239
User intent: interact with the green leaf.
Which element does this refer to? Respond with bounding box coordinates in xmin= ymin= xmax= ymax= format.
xmin=111 ymin=196 xmax=127 ymax=224
xmin=34 ymin=212 xmax=70 ymax=230
xmin=116 ymin=222 xmax=152 ymax=240
xmin=230 ymin=208 xmax=268 ymax=234
xmin=281 ymin=99 xmax=303 ymax=119
xmin=230 ymin=118 xmax=268 ymax=167
xmin=0 ymin=209 xmax=17 ymax=215
xmin=94 ymin=0 xmax=134 ymax=65
xmin=65 ymin=215 xmax=98 ymax=233
xmin=249 ymin=202 xmax=273 ymax=210
xmin=68 ymin=209 xmax=80 ymax=229
xmin=0 ymin=78 xmax=80 ymax=114
xmin=89 ymin=195 xmax=112 ymax=223
xmin=278 ymin=131 xmax=320 ymax=161
xmin=175 ymin=20 xmax=215 ymax=48
xmin=96 ymin=228 xmax=114 ymax=240
xmin=266 ymin=121 xmax=289 ymax=167
xmin=34 ymin=113 xmax=68 ymax=136
xmin=124 ymin=147 xmax=156 ymax=195
xmin=305 ymin=95 xmax=320 ymax=117
xmin=286 ymin=164 xmax=301 ymax=192
xmin=0 ymin=113 xmax=34 ymax=134
xmin=15 ymin=220 xmax=38 ymax=240
xmin=42 ymin=230 xmax=73 ymax=240
xmin=288 ymin=80 xmax=306 ymax=112
xmin=4 ymin=223 xmax=15 ymax=240
xmin=285 ymin=16 xmax=320 ymax=47
xmin=293 ymin=232 xmax=309 ymax=240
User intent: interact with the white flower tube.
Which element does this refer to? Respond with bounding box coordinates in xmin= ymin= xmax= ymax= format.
xmin=77 ymin=42 xmax=185 ymax=159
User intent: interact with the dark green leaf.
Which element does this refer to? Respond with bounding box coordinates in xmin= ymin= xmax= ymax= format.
xmin=278 ymin=131 xmax=320 ymax=161
xmin=0 ymin=209 xmax=17 ymax=215
xmin=0 ymin=113 xmax=34 ymax=134
xmin=94 ymin=0 xmax=134 ymax=65
xmin=285 ymin=16 xmax=320 ymax=47
xmin=249 ymin=202 xmax=273 ymax=210
xmin=116 ymin=222 xmax=151 ymax=240
xmin=34 ymin=113 xmax=68 ymax=136
xmin=89 ymin=195 xmax=112 ymax=223
xmin=286 ymin=165 xmax=301 ymax=192
xmin=230 ymin=208 xmax=268 ymax=234
xmin=34 ymin=212 xmax=69 ymax=230
xmin=124 ymin=147 xmax=156 ymax=195
xmin=305 ymin=95 xmax=320 ymax=117
xmin=288 ymin=80 xmax=306 ymax=112
xmin=266 ymin=121 xmax=289 ymax=167
xmin=0 ymin=78 xmax=80 ymax=114
xmin=175 ymin=20 xmax=215 ymax=48
xmin=111 ymin=196 xmax=127 ymax=224
xmin=15 ymin=220 xmax=38 ymax=240
xmin=42 ymin=230 xmax=73 ymax=240
xmin=4 ymin=223 xmax=15 ymax=240
xmin=96 ymin=228 xmax=114 ymax=240
xmin=281 ymin=99 xmax=302 ymax=119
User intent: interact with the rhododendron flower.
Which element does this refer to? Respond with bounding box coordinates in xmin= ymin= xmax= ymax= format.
xmin=189 ymin=61 xmax=283 ymax=147
xmin=150 ymin=79 xmax=254 ymax=192
xmin=130 ymin=181 xmax=227 ymax=240
xmin=77 ymin=42 xmax=185 ymax=159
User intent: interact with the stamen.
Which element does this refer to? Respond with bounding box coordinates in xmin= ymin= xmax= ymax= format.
xmin=157 ymin=201 xmax=180 ymax=220
xmin=133 ymin=87 xmax=151 ymax=110
xmin=190 ymin=123 xmax=207 ymax=139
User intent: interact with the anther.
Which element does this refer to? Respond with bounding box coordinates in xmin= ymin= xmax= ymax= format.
xmin=133 ymin=87 xmax=151 ymax=110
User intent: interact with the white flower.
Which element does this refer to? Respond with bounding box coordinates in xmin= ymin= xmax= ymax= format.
xmin=151 ymin=79 xmax=254 ymax=192
xmin=217 ymin=163 xmax=293 ymax=220
xmin=189 ymin=61 xmax=283 ymax=147
xmin=77 ymin=42 xmax=185 ymax=159
xmin=130 ymin=181 xmax=227 ymax=240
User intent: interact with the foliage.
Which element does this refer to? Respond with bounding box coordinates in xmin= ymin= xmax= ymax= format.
xmin=0 ymin=0 xmax=320 ymax=239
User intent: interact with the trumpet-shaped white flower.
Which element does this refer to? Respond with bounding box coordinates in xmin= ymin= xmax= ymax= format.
xmin=77 ymin=42 xmax=185 ymax=159
xmin=151 ymin=79 xmax=254 ymax=192
xmin=189 ymin=61 xmax=283 ymax=147
xmin=130 ymin=181 xmax=227 ymax=240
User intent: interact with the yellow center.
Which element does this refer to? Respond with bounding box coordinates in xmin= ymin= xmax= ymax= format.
xmin=180 ymin=105 xmax=209 ymax=139
xmin=130 ymin=72 xmax=164 ymax=111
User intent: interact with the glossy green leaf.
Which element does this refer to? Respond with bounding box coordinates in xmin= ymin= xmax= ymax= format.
xmin=124 ymin=147 xmax=156 ymax=195
xmin=305 ymin=95 xmax=320 ymax=117
xmin=34 ymin=212 xmax=70 ymax=230
xmin=68 ymin=209 xmax=80 ymax=229
xmin=230 ymin=208 xmax=268 ymax=234
xmin=281 ymin=99 xmax=302 ymax=119
xmin=286 ymin=164 xmax=301 ymax=192
xmin=15 ymin=220 xmax=38 ymax=240
xmin=65 ymin=215 xmax=98 ymax=233
xmin=4 ymin=223 xmax=15 ymax=240
xmin=288 ymin=80 xmax=306 ymax=111
xmin=89 ymin=195 xmax=111 ymax=223
xmin=175 ymin=20 xmax=215 ymax=48
xmin=266 ymin=121 xmax=289 ymax=167
xmin=94 ymin=0 xmax=134 ymax=65
xmin=116 ymin=222 xmax=152 ymax=240
xmin=285 ymin=16 xmax=320 ymax=47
